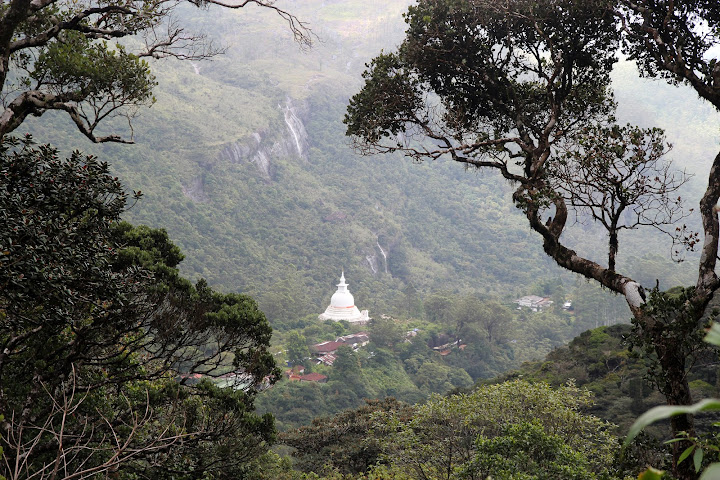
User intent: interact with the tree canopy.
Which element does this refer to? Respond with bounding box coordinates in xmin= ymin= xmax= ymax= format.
xmin=0 ymin=136 xmax=278 ymax=479
xmin=344 ymin=0 xmax=720 ymax=477
xmin=345 ymin=0 xmax=644 ymax=300
xmin=280 ymin=397 xmax=415 ymax=475
xmin=370 ymin=380 xmax=617 ymax=480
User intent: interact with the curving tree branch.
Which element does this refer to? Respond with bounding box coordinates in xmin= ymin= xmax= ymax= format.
xmin=0 ymin=0 xmax=313 ymax=142
xmin=344 ymin=2 xmax=714 ymax=477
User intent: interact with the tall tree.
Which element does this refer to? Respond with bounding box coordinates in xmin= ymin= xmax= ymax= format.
xmin=369 ymin=315 xmax=405 ymax=350
xmin=0 ymin=0 xmax=311 ymax=143
xmin=451 ymin=296 xmax=511 ymax=345
xmin=615 ymin=0 xmax=720 ymax=445
xmin=280 ymin=397 xmax=414 ymax=475
xmin=343 ymin=0 xmax=712 ymax=477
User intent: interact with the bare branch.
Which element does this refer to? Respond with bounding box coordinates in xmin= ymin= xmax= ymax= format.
xmin=199 ymin=0 xmax=314 ymax=49
xmin=0 ymin=0 xmax=312 ymax=142
xmin=138 ymin=17 xmax=227 ymax=60
xmin=2 ymin=368 xmax=195 ymax=480
xmin=549 ymin=124 xmax=692 ymax=270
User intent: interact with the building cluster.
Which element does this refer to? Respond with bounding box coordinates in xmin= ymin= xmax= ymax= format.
xmin=514 ymin=295 xmax=573 ymax=312
xmin=283 ymin=333 xmax=370 ymax=382
xmin=310 ymin=332 xmax=370 ymax=366
xmin=432 ymin=339 xmax=466 ymax=356
xmin=514 ymin=295 xmax=553 ymax=311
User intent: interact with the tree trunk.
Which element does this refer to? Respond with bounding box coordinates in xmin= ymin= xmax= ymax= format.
xmin=609 ymin=229 xmax=618 ymax=272
xmin=630 ymin=305 xmax=699 ymax=480
xmin=656 ymin=339 xmax=696 ymax=480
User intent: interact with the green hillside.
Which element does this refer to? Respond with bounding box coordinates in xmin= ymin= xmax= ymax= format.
xmin=19 ymin=0 xmax=712 ymax=337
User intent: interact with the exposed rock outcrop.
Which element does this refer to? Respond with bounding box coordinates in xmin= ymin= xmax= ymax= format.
xmin=182 ymin=175 xmax=209 ymax=203
xmin=363 ymin=236 xmax=390 ymax=277
xmin=365 ymin=254 xmax=379 ymax=275
xmin=216 ymin=96 xmax=309 ymax=182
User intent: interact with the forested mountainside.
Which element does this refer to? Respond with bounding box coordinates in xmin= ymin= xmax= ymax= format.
xmin=272 ymin=324 xmax=719 ymax=478
xmin=16 ymin=0 xmax=719 ymax=439
xmin=19 ymin=0 xmax=713 ymax=332
xmin=6 ymin=0 xmax=720 ymax=478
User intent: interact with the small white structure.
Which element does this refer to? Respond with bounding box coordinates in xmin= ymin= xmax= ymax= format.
xmin=514 ymin=295 xmax=553 ymax=312
xmin=319 ymin=272 xmax=370 ymax=324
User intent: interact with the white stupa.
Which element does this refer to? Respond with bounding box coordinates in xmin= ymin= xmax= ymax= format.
xmin=319 ymin=272 xmax=370 ymax=324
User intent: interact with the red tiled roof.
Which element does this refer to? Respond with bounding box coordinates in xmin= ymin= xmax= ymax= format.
xmin=299 ymin=373 xmax=328 ymax=382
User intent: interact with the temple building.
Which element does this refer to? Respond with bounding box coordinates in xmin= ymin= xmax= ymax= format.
xmin=319 ymin=272 xmax=370 ymax=324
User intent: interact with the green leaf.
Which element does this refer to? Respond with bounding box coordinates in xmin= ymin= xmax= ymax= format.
xmin=638 ymin=467 xmax=665 ymax=480
xmin=678 ymin=445 xmax=695 ymax=464
xmin=700 ymin=463 xmax=720 ymax=480
xmin=664 ymin=438 xmax=686 ymax=444
xmin=704 ymin=323 xmax=720 ymax=347
xmin=694 ymin=448 xmax=704 ymax=472
xmin=625 ymin=399 xmax=720 ymax=446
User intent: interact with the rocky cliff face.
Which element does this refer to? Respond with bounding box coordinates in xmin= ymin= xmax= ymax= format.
xmin=217 ymin=96 xmax=309 ymax=181
xmin=181 ymin=97 xmax=309 ymax=202
xmin=364 ymin=235 xmax=392 ymax=277
xmin=219 ymin=132 xmax=275 ymax=180
xmin=181 ymin=174 xmax=210 ymax=203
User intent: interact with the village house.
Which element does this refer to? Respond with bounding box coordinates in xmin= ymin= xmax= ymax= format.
xmin=514 ymin=295 xmax=553 ymax=311
xmin=336 ymin=332 xmax=369 ymax=348
xmin=316 ymin=353 xmax=337 ymax=366
xmin=311 ymin=340 xmax=344 ymax=355
xmin=284 ymin=365 xmax=305 ymax=379
xmin=310 ymin=331 xmax=371 ymax=366
xmin=432 ymin=339 xmax=462 ymax=356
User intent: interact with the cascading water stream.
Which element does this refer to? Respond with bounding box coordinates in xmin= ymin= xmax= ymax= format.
xmin=376 ymin=238 xmax=388 ymax=274
xmin=283 ymin=99 xmax=304 ymax=156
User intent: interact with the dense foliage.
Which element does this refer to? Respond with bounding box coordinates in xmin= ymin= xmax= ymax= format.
xmin=0 ymin=137 xmax=278 ymax=479
xmin=5 ymin=0 xmax=720 ymax=478
xmin=280 ymin=397 xmax=415 ymax=475
xmin=344 ymin=0 xmax=720 ymax=476
xmin=259 ymin=288 xmax=627 ymax=431
xmin=277 ymin=381 xmax=625 ymax=480
xmin=17 ymin=0 xmax=697 ymax=337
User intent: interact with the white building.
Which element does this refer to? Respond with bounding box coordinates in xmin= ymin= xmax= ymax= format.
xmin=318 ymin=272 xmax=370 ymax=324
xmin=514 ymin=295 xmax=553 ymax=311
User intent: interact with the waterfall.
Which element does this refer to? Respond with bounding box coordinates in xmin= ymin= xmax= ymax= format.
xmin=376 ymin=239 xmax=388 ymax=274
xmin=366 ymin=255 xmax=378 ymax=275
xmin=283 ymin=98 xmax=307 ymax=157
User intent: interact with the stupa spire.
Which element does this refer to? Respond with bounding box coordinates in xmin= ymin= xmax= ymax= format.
xmin=339 ymin=270 xmax=347 ymax=286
